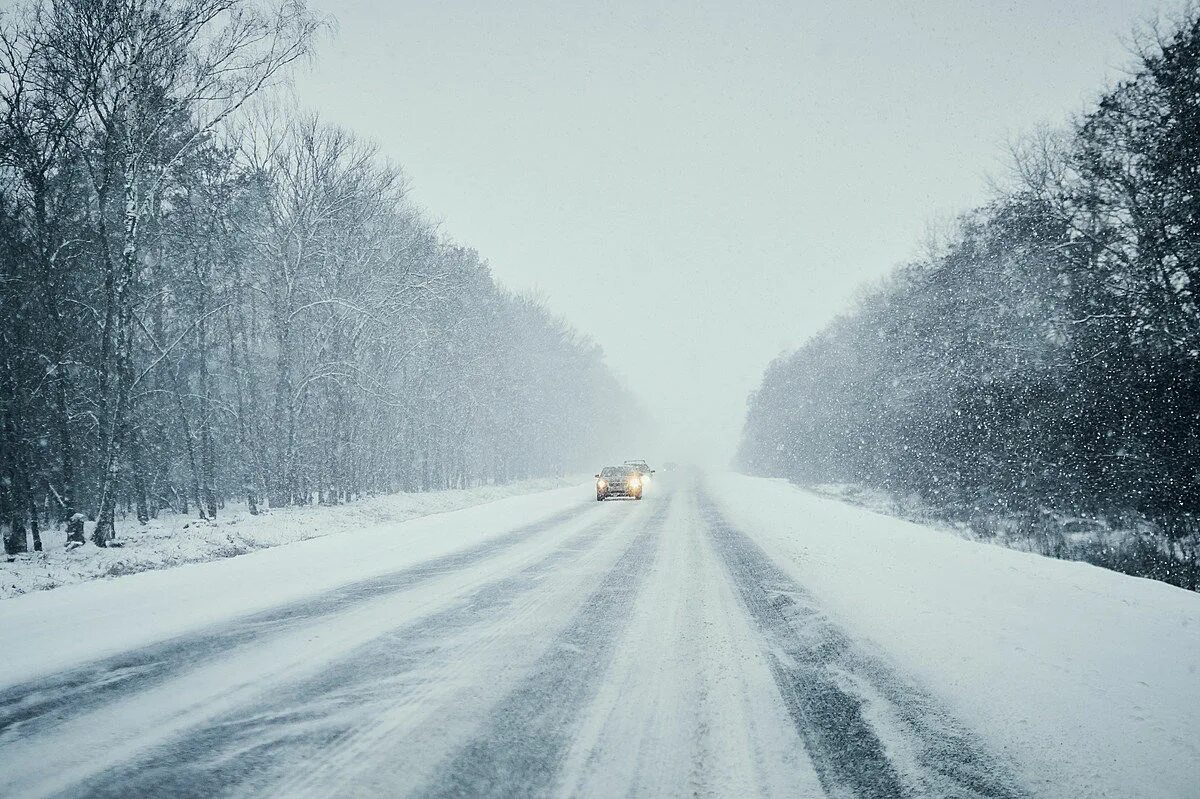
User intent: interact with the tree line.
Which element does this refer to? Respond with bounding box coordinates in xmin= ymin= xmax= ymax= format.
xmin=0 ymin=0 xmax=641 ymax=552
xmin=738 ymin=9 xmax=1200 ymax=589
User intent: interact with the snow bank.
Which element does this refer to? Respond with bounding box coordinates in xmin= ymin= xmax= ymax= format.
xmin=0 ymin=481 xmax=593 ymax=685
xmin=0 ymin=478 xmax=581 ymax=601
xmin=808 ymin=482 xmax=1190 ymax=590
xmin=712 ymin=474 xmax=1200 ymax=799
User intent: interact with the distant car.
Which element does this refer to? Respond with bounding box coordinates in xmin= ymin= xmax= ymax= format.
xmin=596 ymin=466 xmax=644 ymax=500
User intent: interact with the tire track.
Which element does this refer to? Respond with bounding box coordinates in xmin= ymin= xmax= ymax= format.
xmin=554 ymin=480 xmax=825 ymax=799
xmin=697 ymin=487 xmax=1028 ymax=799
xmin=0 ymin=503 xmax=587 ymax=749
xmin=53 ymin=501 xmax=658 ymax=799
xmin=413 ymin=500 xmax=669 ymax=799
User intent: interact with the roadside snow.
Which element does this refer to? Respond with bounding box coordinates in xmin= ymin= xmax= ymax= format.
xmin=712 ymin=474 xmax=1200 ymax=799
xmin=0 ymin=481 xmax=594 ymax=685
xmin=807 ymin=482 xmax=1183 ymax=585
xmin=0 ymin=477 xmax=581 ymax=601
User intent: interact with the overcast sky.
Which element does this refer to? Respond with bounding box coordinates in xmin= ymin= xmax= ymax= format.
xmin=294 ymin=0 xmax=1164 ymax=465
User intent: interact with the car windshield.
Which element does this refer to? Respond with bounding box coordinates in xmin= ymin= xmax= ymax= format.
xmin=601 ymin=467 xmax=634 ymax=477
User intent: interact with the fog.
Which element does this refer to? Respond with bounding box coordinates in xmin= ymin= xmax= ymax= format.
xmin=3 ymin=3 xmax=1200 ymax=795
xmin=291 ymin=0 xmax=1156 ymax=465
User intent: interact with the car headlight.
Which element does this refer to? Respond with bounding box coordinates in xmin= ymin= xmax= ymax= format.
xmin=629 ymin=477 xmax=640 ymax=488
xmin=597 ymin=479 xmax=607 ymax=489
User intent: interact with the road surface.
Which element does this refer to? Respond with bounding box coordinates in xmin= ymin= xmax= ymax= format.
xmin=0 ymin=473 xmax=1138 ymax=797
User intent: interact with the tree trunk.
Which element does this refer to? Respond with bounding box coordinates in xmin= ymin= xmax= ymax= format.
xmin=2 ymin=363 xmax=28 ymax=556
xmin=56 ymin=367 xmax=75 ymax=524
xmin=31 ymin=172 xmax=78 ymax=527
xmin=198 ymin=292 xmax=218 ymax=519
xmin=272 ymin=316 xmax=299 ymax=507
xmin=66 ymin=513 xmax=85 ymax=545
xmin=2 ymin=445 xmax=28 ymax=556
xmin=4 ymin=516 xmax=28 ymax=557
xmin=127 ymin=421 xmax=150 ymax=524
xmin=26 ymin=473 xmax=42 ymax=553
xmin=171 ymin=374 xmax=206 ymax=520
xmin=91 ymin=159 xmax=139 ymax=548
xmin=224 ymin=306 xmax=259 ymax=514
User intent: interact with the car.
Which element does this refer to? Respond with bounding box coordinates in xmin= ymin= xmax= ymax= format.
xmin=595 ymin=465 xmax=644 ymax=500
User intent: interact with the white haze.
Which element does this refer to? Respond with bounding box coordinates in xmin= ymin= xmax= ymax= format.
xmin=293 ymin=0 xmax=1163 ymax=466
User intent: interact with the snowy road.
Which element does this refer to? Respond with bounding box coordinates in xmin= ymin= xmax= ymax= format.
xmin=1 ymin=472 xmax=1196 ymax=798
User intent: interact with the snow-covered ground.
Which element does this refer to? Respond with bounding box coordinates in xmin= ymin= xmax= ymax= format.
xmin=807 ymin=481 xmax=1189 ymax=589
xmin=0 ymin=471 xmax=1195 ymax=798
xmin=713 ymin=474 xmax=1200 ymax=799
xmin=0 ymin=477 xmax=580 ymax=600
xmin=0 ymin=480 xmax=593 ymax=681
